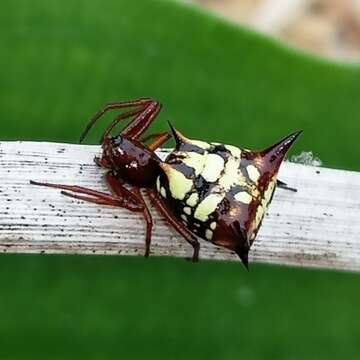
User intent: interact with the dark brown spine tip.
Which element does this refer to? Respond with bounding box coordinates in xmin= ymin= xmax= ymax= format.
xmin=237 ymin=249 xmax=250 ymax=271
xmin=277 ymin=130 xmax=303 ymax=155
xmin=261 ymin=130 xmax=303 ymax=169
xmin=167 ymin=121 xmax=183 ymax=149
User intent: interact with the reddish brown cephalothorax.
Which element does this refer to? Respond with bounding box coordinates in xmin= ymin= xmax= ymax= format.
xmin=31 ymin=98 xmax=301 ymax=269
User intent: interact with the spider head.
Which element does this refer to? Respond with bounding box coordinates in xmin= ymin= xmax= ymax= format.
xmin=98 ymin=135 xmax=161 ymax=187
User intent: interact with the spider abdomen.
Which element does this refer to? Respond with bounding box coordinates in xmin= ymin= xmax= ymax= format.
xmin=156 ymin=130 xmax=278 ymax=264
xmin=156 ymin=125 xmax=300 ymax=267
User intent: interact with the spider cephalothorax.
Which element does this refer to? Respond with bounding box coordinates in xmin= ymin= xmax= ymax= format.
xmin=100 ymin=135 xmax=162 ymax=187
xmin=30 ymin=98 xmax=301 ymax=269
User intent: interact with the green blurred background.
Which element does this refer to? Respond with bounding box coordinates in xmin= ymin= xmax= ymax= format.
xmin=1 ymin=0 xmax=360 ymax=358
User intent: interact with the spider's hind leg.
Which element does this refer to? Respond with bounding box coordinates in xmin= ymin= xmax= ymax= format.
xmin=277 ymin=179 xmax=297 ymax=192
xmin=30 ymin=172 xmax=155 ymax=257
xmin=29 ymin=178 xmax=143 ymax=211
xmin=146 ymin=188 xmax=200 ymax=262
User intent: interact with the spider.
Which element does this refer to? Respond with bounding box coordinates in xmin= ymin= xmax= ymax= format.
xmin=31 ymin=98 xmax=301 ymax=269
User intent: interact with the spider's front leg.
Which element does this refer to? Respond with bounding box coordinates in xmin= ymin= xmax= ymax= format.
xmin=79 ymin=98 xmax=162 ymax=143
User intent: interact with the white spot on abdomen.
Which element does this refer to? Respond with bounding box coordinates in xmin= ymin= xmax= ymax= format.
xmin=252 ymin=177 xmax=276 ymax=230
xmin=201 ymin=154 xmax=224 ymax=182
xmin=254 ymin=205 xmax=264 ymax=228
xmin=205 ymin=229 xmax=213 ymax=240
xmin=234 ymin=191 xmax=252 ymax=204
xmin=160 ymin=163 xmax=193 ymax=200
xmin=190 ymin=139 xmax=210 ymax=149
xmin=262 ymin=178 xmax=276 ymax=207
xmin=156 ymin=176 xmax=161 ymax=191
xmin=182 ymin=152 xmax=206 ymax=176
xmin=186 ymin=192 xmax=199 ymax=207
xmin=225 ymin=144 xmax=241 ymax=158
xmin=194 ymin=193 xmax=224 ymax=222
xmin=246 ymin=165 xmax=260 ymax=183
xmin=160 ymin=187 xmax=167 ymax=198
xmin=218 ymin=157 xmax=248 ymax=191
xmin=218 ymin=157 xmax=240 ymax=190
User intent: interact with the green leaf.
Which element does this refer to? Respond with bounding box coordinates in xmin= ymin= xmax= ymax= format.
xmin=1 ymin=0 xmax=359 ymax=170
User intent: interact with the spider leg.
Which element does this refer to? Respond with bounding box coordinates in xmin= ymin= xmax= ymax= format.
xmin=277 ymin=179 xmax=297 ymax=192
xmin=130 ymin=187 xmax=153 ymax=258
xmin=31 ymin=174 xmax=155 ymax=256
xmin=146 ymin=188 xmax=200 ymax=262
xmin=142 ymin=131 xmax=172 ymax=151
xmin=30 ymin=180 xmax=142 ymax=212
xmin=121 ymin=100 xmax=161 ymax=140
xmin=105 ymin=173 xmax=153 ymax=257
xmin=58 ymin=190 xmax=137 ymax=208
xmin=100 ymin=108 xmax=141 ymax=143
xmin=79 ymin=98 xmax=162 ymax=143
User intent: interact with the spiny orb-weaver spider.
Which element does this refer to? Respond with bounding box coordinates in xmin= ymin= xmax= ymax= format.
xmin=31 ymin=98 xmax=301 ymax=269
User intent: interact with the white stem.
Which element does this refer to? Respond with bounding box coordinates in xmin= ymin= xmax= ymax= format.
xmin=0 ymin=141 xmax=359 ymax=271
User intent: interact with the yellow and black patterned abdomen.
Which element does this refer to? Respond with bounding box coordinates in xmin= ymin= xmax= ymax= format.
xmin=156 ymin=127 xmax=281 ymax=262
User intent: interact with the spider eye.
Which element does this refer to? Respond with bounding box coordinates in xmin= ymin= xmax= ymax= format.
xmin=111 ymin=135 xmax=123 ymax=146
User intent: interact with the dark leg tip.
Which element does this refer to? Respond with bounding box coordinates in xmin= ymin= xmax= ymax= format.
xmin=30 ymin=180 xmax=46 ymax=187
xmin=192 ymin=245 xmax=200 ymax=263
xmin=94 ymin=156 xmax=101 ymax=167
xmin=185 ymin=252 xmax=200 ymax=263
xmin=184 ymin=256 xmax=199 ymax=263
xmin=277 ymin=180 xmax=297 ymax=192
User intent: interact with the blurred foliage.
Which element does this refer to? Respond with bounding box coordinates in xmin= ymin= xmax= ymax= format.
xmin=1 ymin=255 xmax=360 ymax=360
xmin=1 ymin=0 xmax=360 ymax=359
xmin=1 ymin=0 xmax=360 ymax=169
